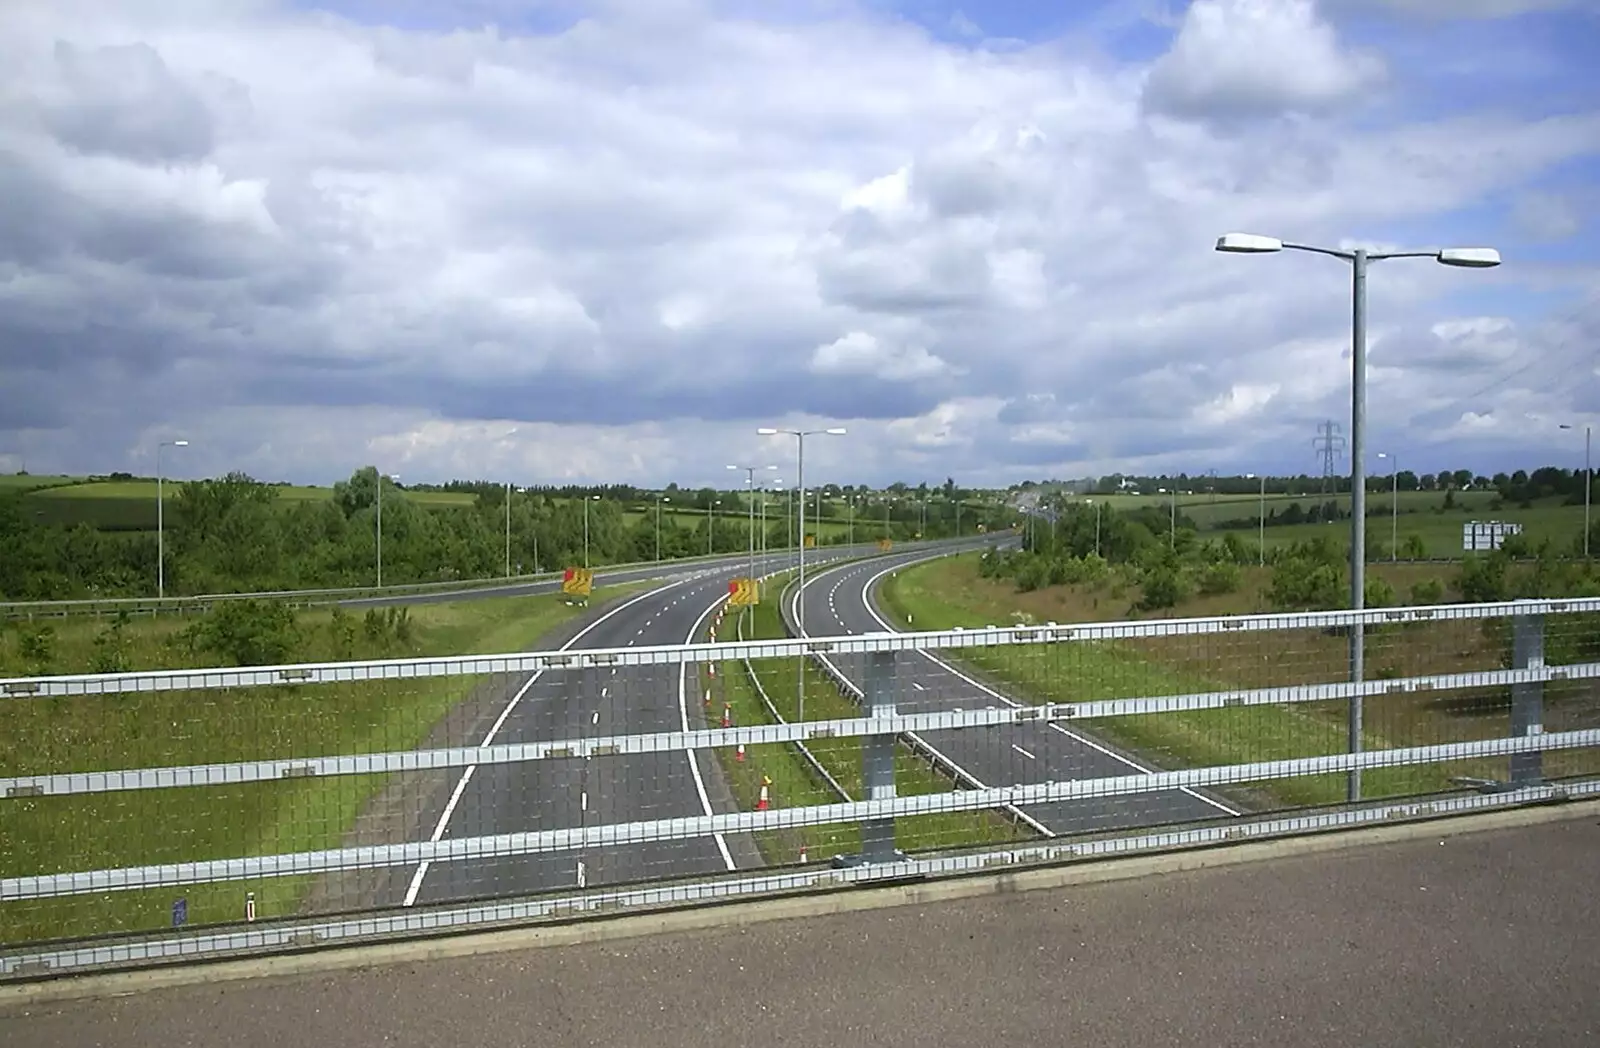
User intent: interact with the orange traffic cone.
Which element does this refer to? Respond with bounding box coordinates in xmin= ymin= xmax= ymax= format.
xmin=736 ymin=743 xmax=746 ymax=762
xmin=708 ymin=664 xmax=716 ymax=678
xmin=798 ymin=842 xmax=808 ymax=863
xmin=756 ymin=775 xmax=772 ymax=811
xmin=704 ymin=688 xmax=712 ymax=707
xmin=721 ymin=703 xmax=732 ymax=728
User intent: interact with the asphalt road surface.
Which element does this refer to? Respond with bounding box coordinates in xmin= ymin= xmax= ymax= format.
xmin=8 ymin=815 xmax=1594 ymax=1047
xmin=395 ymin=544 xmax=899 ymax=908
xmin=794 ymin=548 xmax=1240 ymax=836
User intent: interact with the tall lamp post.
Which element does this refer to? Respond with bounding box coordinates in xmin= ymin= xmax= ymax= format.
xmin=729 ymin=464 xmax=777 ymax=590
xmin=582 ymin=493 xmax=600 ymax=569
xmin=758 ymin=425 xmax=847 ymax=721
xmin=655 ymin=494 xmax=671 ymax=562
xmin=1560 ymin=424 xmax=1592 ymax=559
xmin=1246 ymin=473 xmax=1265 ymax=567
xmin=504 ymin=482 xmax=526 ymax=578
xmin=707 ymin=498 xmax=721 ymax=556
xmin=156 ymin=439 xmax=189 ymax=599
xmin=1217 ymin=231 xmax=1501 ymax=801
xmin=1376 ymin=453 xmax=1399 ymax=562
xmin=376 ymin=471 xmax=400 ymax=588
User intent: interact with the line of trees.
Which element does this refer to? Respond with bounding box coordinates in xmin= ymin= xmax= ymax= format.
xmin=993 ymin=501 xmax=1599 ymax=615
xmin=0 ymin=469 xmax=1010 ymax=601
xmin=1066 ymin=466 xmax=1596 ymax=502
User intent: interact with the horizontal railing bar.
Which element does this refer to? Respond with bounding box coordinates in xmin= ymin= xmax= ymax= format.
xmin=8 ymin=781 xmax=1593 ymax=979
xmin=3 ymin=596 xmax=1596 ymax=698
xmin=7 ymin=729 xmax=1597 ymax=901
xmin=9 ymin=660 xmax=1597 ymax=799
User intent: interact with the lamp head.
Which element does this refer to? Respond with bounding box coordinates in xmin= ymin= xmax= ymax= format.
xmin=1436 ymin=247 xmax=1501 ymax=269
xmin=756 ymin=427 xmax=779 ymax=435
xmin=1215 ymin=232 xmax=1283 ymax=254
xmin=825 ymin=427 xmax=847 ymax=435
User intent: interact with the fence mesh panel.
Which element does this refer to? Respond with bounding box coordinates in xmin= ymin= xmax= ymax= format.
xmin=3 ymin=599 xmax=1598 ymax=953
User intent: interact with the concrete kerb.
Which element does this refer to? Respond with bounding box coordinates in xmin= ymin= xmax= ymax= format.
xmin=6 ymin=797 xmax=1596 ymax=1010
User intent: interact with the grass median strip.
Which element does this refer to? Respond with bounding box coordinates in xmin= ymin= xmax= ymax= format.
xmin=875 ymin=554 xmax=1512 ymax=809
xmin=0 ymin=582 xmax=652 ymax=945
xmin=707 ymin=572 xmax=1027 ymax=868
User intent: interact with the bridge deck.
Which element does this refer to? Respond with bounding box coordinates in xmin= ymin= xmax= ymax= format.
xmin=4 ymin=807 xmax=1596 ymax=1047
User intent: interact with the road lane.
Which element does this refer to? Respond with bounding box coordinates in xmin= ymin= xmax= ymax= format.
xmin=405 ymin=547 xmax=879 ymax=906
xmin=793 ymin=550 xmax=1238 ymax=838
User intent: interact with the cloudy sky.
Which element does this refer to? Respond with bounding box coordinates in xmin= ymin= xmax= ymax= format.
xmin=1 ymin=0 xmax=1596 ymax=489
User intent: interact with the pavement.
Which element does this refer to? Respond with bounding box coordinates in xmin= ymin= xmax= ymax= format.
xmin=794 ymin=549 xmax=1236 ymax=835
xmin=5 ymin=810 xmax=1596 ymax=1046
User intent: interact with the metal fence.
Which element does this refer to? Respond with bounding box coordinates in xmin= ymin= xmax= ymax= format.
xmin=2 ymin=596 xmax=1598 ymax=977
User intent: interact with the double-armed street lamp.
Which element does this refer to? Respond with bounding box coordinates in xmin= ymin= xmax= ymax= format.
xmin=757 ymin=426 xmax=847 ymax=721
xmin=156 ymin=439 xmax=189 ymax=599
xmin=1216 ymin=231 xmax=1500 ymax=800
xmin=729 ymin=463 xmax=777 ymax=592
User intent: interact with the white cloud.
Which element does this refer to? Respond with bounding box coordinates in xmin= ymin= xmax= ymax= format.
xmin=0 ymin=0 xmax=1595 ymax=489
xmin=1143 ymin=0 xmax=1387 ymax=119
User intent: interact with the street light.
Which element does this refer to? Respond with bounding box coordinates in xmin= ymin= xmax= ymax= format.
xmin=1559 ymin=424 xmax=1592 ymax=559
xmin=155 ymin=439 xmax=189 ymax=599
xmin=1376 ymin=453 xmax=1399 ymax=562
xmin=729 ymin=464 xmax=777 ymax=591
xmin=376 ymin=471 xmax=400 ymax=588
xmin=1246 ymin=474 xmax=1265 ymax=567
xmin=582 ymin=493 xmax=600 ymax=569
xmin=504 ymin=482 xmax=526 ymax=578
xmin=655 ymin=494 xmax=671 ymax=562
xmin=758 ymin=425 xmax=847 ymax=720
xmin=1085 ymin=498 xmax=1101 ymax=558
xmin=707 ymin=498 xmax=721 ymax=556
xmin=1217 ymin=231 xmax=1500 ymax=802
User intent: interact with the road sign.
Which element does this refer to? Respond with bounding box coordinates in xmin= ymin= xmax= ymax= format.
xmin=804 ymin=534 xmax=816 ymax=548
xmin=728 ymin=577 xmax=759 ymax=606
xmin=877 ymin=539 xmax=892 ymax=552
xmin=561 ymin=567 xmax=593 ymax=597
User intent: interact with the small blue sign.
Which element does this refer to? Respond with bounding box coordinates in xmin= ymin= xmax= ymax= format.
xmin=172 ymin=898 xmax=188 ymax=927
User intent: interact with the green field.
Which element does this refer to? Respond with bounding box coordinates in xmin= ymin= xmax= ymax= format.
xmin=873 ymin=553 xmax=1591 ymax=812
xmin=1085 ymin=487 xmax=1502 ymax=527
xmin=0 ymin=581 xmax=652 ymax=942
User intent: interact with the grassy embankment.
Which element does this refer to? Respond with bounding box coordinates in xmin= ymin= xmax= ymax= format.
xmin=0 ymin=582 xmax=651 ymax=944
xmin=705 ymin=573 xmax=1027 ymax=866
xmin=873 ymin=553 xmax=1582 ymax=811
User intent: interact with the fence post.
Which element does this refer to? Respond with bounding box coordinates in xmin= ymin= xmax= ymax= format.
xmin=1509 ymin=610 xmax=1545 ymax=787
xmin=860 ymin=650 xmax=897 ymax=862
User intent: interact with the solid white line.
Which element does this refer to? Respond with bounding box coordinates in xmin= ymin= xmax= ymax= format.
xmin=401 ymin=578 xmax=692 ymax=907
xmin=678 ymin=585 xmax=736 ymax=871
xmin=856 ymin=561 xmax=1243 ymax=818
xmin=912 ymin=682 xmax=926 ymax=691
xmin=1012 ymin=744 xmax=1036 ymax=760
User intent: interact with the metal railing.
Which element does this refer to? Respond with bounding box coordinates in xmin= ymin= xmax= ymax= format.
xmin=2 ymin=595 xmax=1597 ymax=978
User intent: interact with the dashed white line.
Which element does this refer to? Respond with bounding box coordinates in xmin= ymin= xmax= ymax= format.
xmin=1012 ymin=744 xmax=1037 ymax=760
xmin=912 ymin=682 xmax=926 ymax=691
xmin=401 ymin=580 xmax=689 ymax=907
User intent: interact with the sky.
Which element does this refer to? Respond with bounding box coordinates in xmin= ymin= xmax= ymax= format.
xmin=0 ymin=0 xmax=1597 ymax=490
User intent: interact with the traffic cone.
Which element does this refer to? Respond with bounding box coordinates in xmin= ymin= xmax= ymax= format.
xmin=722 ymin=703 xmax=732 ymax=728
xmin=709 ymin=625 xmax=716 ymax=641
xmin=736 ymin=743 xmax=746 ymax=762
xmin=798 ymin=842 xmax=808 ymax=863
xmin=704 ymin=687 xmax=712 ymax=707
xmin=756 ymin=774 xmax=772 ymax=811
xmin=708 ymin=664 xmax=716 ymax=678
xmin=245 ymin=892 xmax=256 ymax=923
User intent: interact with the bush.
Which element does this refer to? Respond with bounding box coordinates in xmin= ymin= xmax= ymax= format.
xmin=1456 ymin=552 xmax=1511 ymax=603
xmin=1268 ymin=548 xmax=1344 ymax=611
xmin=1139 ymin=565 xmax=1187 ymax=611
xmin=184 ymin=599 xmax=300 ymax=666
xmin=1198 ymin=560 xmax=1241 ymax=596
xmin=1410 ymin=577 xmax=1445 ymax=605
xmin=17 ymin=624 xmax=56 ymax=673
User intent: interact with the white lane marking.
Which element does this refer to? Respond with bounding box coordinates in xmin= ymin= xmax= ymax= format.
xmin=912 ymin=682 xmax=926 ymax=691
xmin=601 ymin=687 xmax=609 ymax=699
xmin=855 ymin=561 xmax=1242 ymax=818
xmin=581 ymin=791 xmax=588 ymax=811
xmin=592 ymin=711 xmax=600 ymax=725
xmin=402 ymin=577 xmax=691 ymax=907
xmin=679 ymin=587 xmax=737 ymax=871
xmin=1012 ymin=744 xmax=1037 ymax=760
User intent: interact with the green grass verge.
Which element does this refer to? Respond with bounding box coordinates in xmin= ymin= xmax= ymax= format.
xmin=1211 ymin=502 xmax=1589 ymax=556
xmin=707 ymin=573 xmax=1027 ymax=866
xmin=0 ymin=581 xmax=653 ymax=945
xmin=875 ymin=554 xmax=1505 ymax=809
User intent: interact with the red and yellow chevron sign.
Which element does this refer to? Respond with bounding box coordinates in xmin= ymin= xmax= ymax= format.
xmin=877 ymin=539 xmax=893 ymax=552
xmin=561 ymin=567 xmax=593 ymax=597
xmin=727 ymin=577 xmax=759 ymax=606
